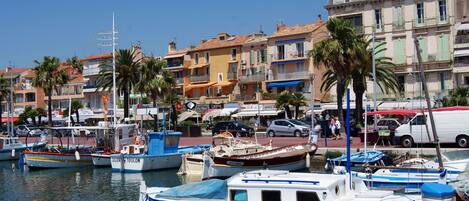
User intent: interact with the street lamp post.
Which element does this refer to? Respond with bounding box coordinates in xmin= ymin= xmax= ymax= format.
xmin=310 ymin=73 xmax=316 ymax=143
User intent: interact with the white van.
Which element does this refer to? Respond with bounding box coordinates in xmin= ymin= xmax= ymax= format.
xmin=394 ymin=110 xmax=469 ymax=148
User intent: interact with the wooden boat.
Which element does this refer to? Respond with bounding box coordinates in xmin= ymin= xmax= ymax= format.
xmin=201 ymin=143 xmax=317 ymax=179
xmin=24 ymin=146 xmax=93 ymax=168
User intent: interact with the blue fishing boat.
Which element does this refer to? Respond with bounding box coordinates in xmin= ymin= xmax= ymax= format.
xmin=326 ymin=150 xmax=390 ymax=171
xmin=0 ymin=136 xmax=47 ymax=161
xmin=110 ymin=131 xmax=210 ymax=172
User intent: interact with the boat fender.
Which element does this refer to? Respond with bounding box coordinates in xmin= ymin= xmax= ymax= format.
xmin=306 ymin=153 xmax=311 ymax=168
xmin=75 ymin=151 xmax=80 ymax=160
xmin=11 ymin=149 xmax=15 ymax=158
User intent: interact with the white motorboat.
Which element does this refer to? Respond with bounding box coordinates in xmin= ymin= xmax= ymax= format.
xmin=0 ymin=136 xmax=47 ymax=161
xmin=178 ymin=132 xmax=270 ymax=176
xmin=140 ymin=170 xmax=456 ymax=201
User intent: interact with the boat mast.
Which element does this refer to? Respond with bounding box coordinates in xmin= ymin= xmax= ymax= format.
xmin=112 ymin=12 xmax=117 ymax=126
xmin=413 ymin=38 xmax=444 ymax=170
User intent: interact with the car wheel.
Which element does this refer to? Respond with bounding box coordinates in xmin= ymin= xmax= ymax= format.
xmin=268 ymin=130 xmax=275 ymax=137
xmin=294 ymin=130 xmax=301 ymax=137
xmin=456 ymin=135 xmax=469 ymax=148
xmin=401 ymin=136 xmax=414 ymax=148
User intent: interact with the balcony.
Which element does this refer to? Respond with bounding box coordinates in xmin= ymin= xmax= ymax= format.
xmin=175 ymin=77 xmax=184 ymax=85
xmin=276 ymin=71 xmax=309 ymax=80
xmin=456 ymin=35 xmax=469 ymax=44
xmin=232 ymin=93 xmax=258 ymax=102
xmin=14 ymin=83 xmax=33 ymax=91
xmin=227 ymin=72 xmax=237 ymax=80
xmin=271 ymin=51 xmax=308 ymax=62
xmin=83 ymin=67 xmax=101 ymax=76
xmin=190 ymin=74 xmax=210 ymax=83
xmin=239 ymin=73 xmax=266 ymax=83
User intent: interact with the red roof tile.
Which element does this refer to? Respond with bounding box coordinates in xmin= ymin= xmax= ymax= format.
xmin=189 ymin=35 xmax=249 ymax=52
xmin=80 ymin=53 xmax=112 ymax=61
xmin=269 ymin=21 xmax=325 ymax=38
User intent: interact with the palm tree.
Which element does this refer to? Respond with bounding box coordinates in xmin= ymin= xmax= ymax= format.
xmin=309 ymin=18 xmax=357 ymax=128
xmin=0 ymin=76 xmax=10 ymax=126
xmin=35 ymin=108 xmax=46 ymax=125
xmin=97 ymin=49 xmax=141 ymax=118
xmin=135 ymin=58 xmax=169 ymax=107
xmin=32 ymin=56 xmax=69 ymax=126
xmin=164 ymin=91 xmax=181 ymax=128
xmin=349 ymin=37 xmax=399 ymax=125
xmin=71 ymin=100 xmax=83 ymax=123
xmin=275 ymin=91 xmax=293 ymax=119
xmin=66 ymin=56 xmax=83 ymax=73
xmin=289 ymin=92 xmax=307 ymax=119
xmin=442 ymin=86 xmax=469 ymax=106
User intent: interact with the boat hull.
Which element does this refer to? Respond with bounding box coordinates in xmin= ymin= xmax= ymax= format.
xmin=111 ymin=154 xmax=183 ymax=172
xmin=91 ymin=153 xmax=111 ymax=167
xmin=179 ymin=154 xmax=204 ymax=175
xmin=24 ymin=152 xmax=93 ymax=168
xmin=0 ymin=142 xmax=47 ymax=161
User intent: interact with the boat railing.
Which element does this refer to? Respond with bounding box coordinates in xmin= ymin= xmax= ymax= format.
xmin=241 ymin=179 xmax=320 ymax=185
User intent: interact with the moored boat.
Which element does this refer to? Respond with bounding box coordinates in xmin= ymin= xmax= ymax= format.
xmin=201 ymin=143 xmax=317 ymax=179
xmin=111 ymin=131 xmax=210 ymax=172
xmin=0 ymin=136 xmax=47 ymax=161
xmin=326 ymin=150 xmax=391 ymax=171
xmin=24 ymin=146 xmax=93 ymax=168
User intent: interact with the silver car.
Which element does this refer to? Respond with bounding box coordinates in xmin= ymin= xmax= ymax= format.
xmin=267 ymin=119 xmax=310 ymax=137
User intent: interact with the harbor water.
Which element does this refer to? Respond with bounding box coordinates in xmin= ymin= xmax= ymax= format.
xmin=0 ymin=159 xmax=326 ymax=200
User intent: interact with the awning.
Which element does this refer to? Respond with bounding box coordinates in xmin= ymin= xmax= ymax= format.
xmin=366 ymin=109 xmax=418 ymax=116
xmin=454 ymin=49 xmax=469 ymax=57
xmin=214 ymin=81 xmax=236 ymax=87
xmin=178 ymin=111 xmax=200 ymax=122
xmin=378 ymin=101 xmax=409 ymax=110
xmin=271 ymin=59 xmax=305 ymax=65
xmin=202 ymin=108 xmax=239 ymax=121
xmin=185 ymin=82 xmax=216 ymax=91
xmin=267 ymin=80 xmax=302 ymax=89
xmin=164 ymin=53 xmax=186 ymax=59
xmin=457 ymin=23 xmax=469 ymax=31
xmin=432 ymin=106 xmax=469 ymax=112
xmin=188 ymin=64 xmax=209 ymax=69
xmin=1 ymin=116 xmax=19 ymax=123
xmin=231 ymin=110 xmax=281 ymax=118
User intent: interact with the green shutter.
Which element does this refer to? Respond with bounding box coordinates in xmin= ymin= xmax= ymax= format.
xmin=418 ymin=37 xmax=427 ymax=62
xmin=376 ymin=41 xmax=386 ymax=58
xmin=393 ymin=38 xmax=405 ymax=64
xmin=438 ymin=34 xmax=450 ymax=61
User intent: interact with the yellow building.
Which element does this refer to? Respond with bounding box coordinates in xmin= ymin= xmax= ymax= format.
xmin=186 ymin=33 xmax=249 ymax=105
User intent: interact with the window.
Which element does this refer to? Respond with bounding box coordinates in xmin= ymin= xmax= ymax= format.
xmin=262 ymin=190 xmax=281 ymax=201
xmin=342 ymin=14 xmax=363 ymax=33
xmin=393 ymin=38 xmax=406 ymax=64
xmin=296 ymin=62 xmax=306 ymax=72
xmin=297 ymin=191 xmax=320 ymax=201
xmin=416 ymin=3 xmax=425 ymax=24
xmin=195 ymin=53 xmax=199 ymax=64
xmin=417 ymin=37 xmax=427 ymax=62
xmin=465 ymin=76 xmax=469 ymax=85
xmin=377 ymin=120 xmax=387 ymax=126
xmin=25 ymin=93 xmax=35 ymax=102
xmin=440 ymin=72 xmax=446 ymax=90
xmin=249 ymin=49 xmax=254 ymax=65
xmin=437 ymin=34 xmax=449 ymax=61
xmin=230 ymin=189 xmax=247 ymax=201
xmin=439 ymin=0 xmax=447 ymax=22
xmin=296 ymin=42 xmax=304 ymax=57
xmin=375 ymin=9 xmax=383 ymax=31
xmin=229 ymin=63 xmax=238 ymax=73
xmin=411 ymin=115 xmax=426 ymax=125
xmin=205 ymin=52 xmax=210 ymax=63
xmin=393 ymin=6 xmax=404 ymax=29
xmin=397 ymin=75 xmax=405 ymax=93
xmin=275 ymin=120 xmax=289 ymax=126
xmin=231 ymin=49 xmax=237 ymax=60
xmin=277 ymin=45 xmax=285 ymax=60
xmin=259 ymin=48 xmax=267 ymax=63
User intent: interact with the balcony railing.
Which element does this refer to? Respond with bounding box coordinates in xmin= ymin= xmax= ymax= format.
xmin=175 ymin=77 xmax=184 ymax=85
xmin=456 ymin=35 xmax=469 ymax=44
xmin=83 ymin=67 xmax=101 ymax=76
xmin=276 ymin=71 xmax=309 ymax=80
xmin=14 ymin=83 xmax=33 ymax=91
xmin=455 ymin=61 xmax=469 ymax=67
xmin=190 ymin=74 xmax=210 ymax=83
xmin=413 ymin=18 xmax=448 ymax=29
xmin=227 ymin=72 xmax=237 ymax=80
xmin=233 ymin=94 xmax=257 ymax=102
xmin=83 ymin=84 xmax=97 ymax=89
xmin=239 ymin=73 xmax=266 ymax=83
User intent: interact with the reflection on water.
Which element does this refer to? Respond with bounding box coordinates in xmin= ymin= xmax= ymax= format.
xmin=0 ymin=159 xmax=326 ymax=200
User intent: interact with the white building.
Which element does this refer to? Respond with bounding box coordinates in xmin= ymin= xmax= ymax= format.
xmin=327 ymin=0 xmax=455 ymax=99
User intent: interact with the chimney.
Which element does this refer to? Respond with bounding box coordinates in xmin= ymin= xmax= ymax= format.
xmin=217 ymin=33 xmax=230 ymax=41
xmin=201 ymin=39 xmax=207 ymax=43
xmin=276 ymin=22 xmax=286 ymax=32
xmin=168 ymin=41 xmax=176 ymax=53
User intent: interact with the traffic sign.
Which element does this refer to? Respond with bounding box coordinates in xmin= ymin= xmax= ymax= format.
xmin=185 ymin=101 xmax=197 ymax=110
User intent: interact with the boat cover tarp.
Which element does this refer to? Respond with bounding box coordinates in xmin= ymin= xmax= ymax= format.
xmin=158 ymin=179 xmax=227 ymax=199
xmin=421 ymin=183 xmax=455 ymax=199
xmin=328 ymin=150 xmax=385 ymax=165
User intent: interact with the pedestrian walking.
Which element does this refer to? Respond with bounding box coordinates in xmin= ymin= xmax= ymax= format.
xmin=329 ymin=117 xmax=337 ymax=140
xmin=335 ymin=117 xmax=342 ymax=140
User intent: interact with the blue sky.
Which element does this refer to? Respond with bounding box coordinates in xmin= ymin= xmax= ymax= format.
xmin=0 ymin=0 xmax=329 ymax=68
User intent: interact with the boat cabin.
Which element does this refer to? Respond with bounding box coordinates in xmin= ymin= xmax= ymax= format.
xmin=147 ymin=131 xmax=182 ymax=156
xmin=0 ymin=137 xmax=22 ymax=150
xmin=226 ymin=170 xmax=364 ymax=201
xmin=121 ymin=144 xmax=145 ymax=154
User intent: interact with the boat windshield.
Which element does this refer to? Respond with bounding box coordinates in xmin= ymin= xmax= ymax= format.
xmin=289 ymin=120 xmax=308 ymax=126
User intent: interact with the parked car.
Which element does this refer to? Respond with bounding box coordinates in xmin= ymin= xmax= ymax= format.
xmin=212 ymin=121 xmax=254 ymax=137
xmin=15 ymin=125 xmax=46 ymax=137
xmin=394 ymin=110 xmax=469 ymax=148
xmin=267 ymin=119 xmax=311 ymax=137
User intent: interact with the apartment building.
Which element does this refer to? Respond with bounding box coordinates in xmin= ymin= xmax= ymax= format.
xmin=0 ymin=68 xmax=45 ymax=114
xmin=453 ymin=0 xmax=469 ymax=87
xmin=50 ymin=66 xmax=85 ymax=110
xmin=327 ymin=0 xmax=455 ymax=99
xmin=265 ymin=19 xmax=329 ymax=102
xmin=164 ymin=41 xmax=191 ymax=97
xmin=235 ymin=32 xmax=268 ymax=103
xmin=82 ymin=53 xmax=113 ymax=112
xmin=186 ymin=33 xmax=249 ymax=105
